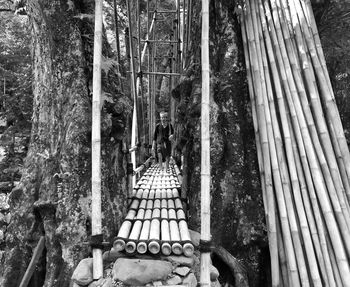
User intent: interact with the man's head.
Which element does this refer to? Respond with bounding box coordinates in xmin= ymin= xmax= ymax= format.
xmin=160 ymin=111 xmax=168 ymax=126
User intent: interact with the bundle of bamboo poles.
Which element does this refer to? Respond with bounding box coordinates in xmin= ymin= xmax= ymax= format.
xmin=239 ymin=0 xmax=350 ymax=286
xmin=114 ymin=163 xmax=194 ymax=257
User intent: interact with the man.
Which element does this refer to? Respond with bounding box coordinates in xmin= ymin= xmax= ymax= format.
xmin=152 ymin=111 xmax=174 ymax=171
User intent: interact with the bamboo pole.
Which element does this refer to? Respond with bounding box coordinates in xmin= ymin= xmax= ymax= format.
xmin=161 ymin=219 xmax=172 ymax=255
xmin=285 ymin=0 xmax=350 ymax=230
xmin=137 ymin=220 xmax=151 ymax=254
xmin=148 ymin=219 xmax=161 ymax=254
xmin=239 ymin=6 xmax=280 ymax=287
xmin=179 ymin=220 xmax=194 ymax=257
xmin=170 ymin=220 xmax=182 ymax=255
xmin=277 ymin=2 xmax=350 ymax=282
xmin=126 ymin=0 xmax=138 ymax=188
xmin=126 ymin=220 xmax=143 ymax=253
xmin=297 ymin=0 xmax=350 ymax=185
xmin=200 ymin=0 xmax=211 ymax=285
xmin=91 ymin=0 xmax=103 ymax=279
xmin=113 ymin=0 xmax=124 ymax=93
xmin=259 ymin=1 xmax=323 ymax=285
xmin=19 ymin=236 xmax=45 ymax=287
xmin=114 ymin=220 xmax=133 ymax=251
xmin=273 ymin=1 xmax=350 ymax=284
xmin=251 ymin=2 xmax=312 ymax=284
xmin=244 ymin=3 xmax=301 ymax=285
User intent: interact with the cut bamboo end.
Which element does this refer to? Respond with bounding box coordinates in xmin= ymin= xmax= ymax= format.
xmin=113 ymin=239 xmax=125 ymax=251
xmin=183 ymin=243 xmax=194 ymax=257
xmin=137 ymin=242 xmax=148 ymax=254
xmin=172 ymin=242 xmax=183 ymax=255
xmin=125 ymin=241 xmax=137 ymax=254
xmin=161 ymin=242 xmax=172 ymax=256
xmin=148 ymin=241 xmax=160 ymax=254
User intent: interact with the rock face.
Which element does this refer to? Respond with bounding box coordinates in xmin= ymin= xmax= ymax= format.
xmin=112 ymin=258 xmax=173 ymax=285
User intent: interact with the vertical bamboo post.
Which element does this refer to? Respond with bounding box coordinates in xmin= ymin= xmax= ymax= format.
xmin=182 ymin=0 xmax=186 ymax=69
xmin=113 ymin=0 xmax=124 ymax=93
xmin=126 ymin=0 xmax=138 ymax=187
xmin=200 ymin=0 xmax=211 ymax=286
xmin=147 ymin=0 xmax=152 ymax=145
xmin=91 ymin=0 xmax=103 ymax=279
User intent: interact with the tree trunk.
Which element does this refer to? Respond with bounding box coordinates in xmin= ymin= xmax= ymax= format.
xmin=1 ymin=1 xmax=129 ymax=286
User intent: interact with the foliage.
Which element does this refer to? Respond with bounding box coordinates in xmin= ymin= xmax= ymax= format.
xmin=0 ymin=11 xmax=32 ymax=129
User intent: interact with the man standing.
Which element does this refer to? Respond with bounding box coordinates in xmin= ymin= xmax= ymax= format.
xmin=152 ymin=111 xmax=174 ymax=171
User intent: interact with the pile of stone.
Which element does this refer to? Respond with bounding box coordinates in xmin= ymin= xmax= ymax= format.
xmin=71 ymin=232 xmax=221 ymax=287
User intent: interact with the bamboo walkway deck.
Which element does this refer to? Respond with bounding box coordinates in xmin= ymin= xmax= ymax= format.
xmin=113 ymin=162 xmax=194 ymax=257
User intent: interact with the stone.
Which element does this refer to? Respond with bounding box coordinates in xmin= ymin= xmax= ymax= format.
xmin=161 ymin=255 xmax=195 ymax=267
xmin=0 ymin=229 xmax=4 ymax=242
xmin=174 ymin=266 xmax=191 ymax=277
xmin=0 ymin=213 xmax=6 ymax=225
xmin=5 ymin=212 xmax=11 ymax=224
xmin=71 ymin=283 xmax=80 ymax=287
xmin=210 ymin=264 xmax=219 ymax=281
xmin=211 ymin=279 xmax=221 ymax=287
xmin=71 ymin=258 xmax=93 ymax=286
xmin=88 ymin=277 xmax=113 ymax=287
xmin=183 ymin=273 xmax=197 ymax=287
xmin=166 ymin=275 xmax=182 ymax=285
xmin=0 ymin=193 xmax=9 ymax=211
xmin=112 ymin=258 xmax=173 ymax=286
xmin=153 ymin=281 xmax=163 ymax=286
xmin=102 ymin=248 xmax=126 ymax=263
xmin=188 ymin=229 xmax=200 ymax=247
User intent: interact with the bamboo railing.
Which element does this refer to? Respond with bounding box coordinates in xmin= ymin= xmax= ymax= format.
xmin=239 ymin=0 xmax=350 ymax=286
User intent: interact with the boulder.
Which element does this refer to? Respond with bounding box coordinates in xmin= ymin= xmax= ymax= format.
xmin=174 ymin=266 xmax=191 ymax=277
xmin=188 ymin=229 xmax=200 ymax=247
xmin=153 ymin=281 xmax=163 ymax=286
xmin=183 ymin=273 xmax=197 ymax=287
xmin=161 ymin=255 xmax=195 ymax=267
xmin=211 ymin=279 xmax=221 ymax=287
xmin=166 ymin=275 xmax=182 ymax=285
xmin=102 ymin=248 xmax=126 ymax=263
xmin=112 ymin=258 xmax=172 ymax=286
xmin=210 ymin=264 xmax=219 ymax=281
xmin=88 ymin=278 xmax=113 ymax=287
xmin=71 ymin=258 xmax=93 ymax=286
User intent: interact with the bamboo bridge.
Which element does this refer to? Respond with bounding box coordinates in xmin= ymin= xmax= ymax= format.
xmin=87 ymin=0 xmax=350 ymax=286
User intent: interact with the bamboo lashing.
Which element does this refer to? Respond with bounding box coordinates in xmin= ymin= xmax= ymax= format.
xmin=239 ymin=0 xmax=350 ymax=285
